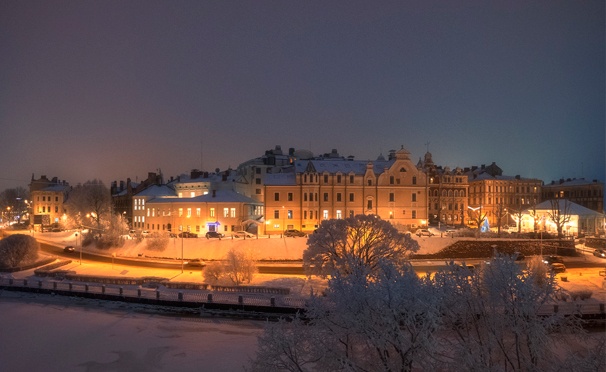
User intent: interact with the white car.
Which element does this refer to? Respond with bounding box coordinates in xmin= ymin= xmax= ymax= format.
xmin=416 ymin=229 xmax=434 ymax=237
xmin=232 ymin=231 xmax=254 ymax=238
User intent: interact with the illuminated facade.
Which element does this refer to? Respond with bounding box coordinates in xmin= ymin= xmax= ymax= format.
xmin=541 ymin=178 xmax=603 ymax=213
xmin=29 ymin=174 xmax=70 ymax=230
xmin=519 ymin=199 xmax=605 ymax=237
xmin=418 ymin=152 xmax=469 ymax=227
xmin=466 ymin=163 xmax=542 ymax=229
xmin=263 ymin=147 xmax=428 ymax=234
xmin=142 ymin=190 xmax=263 ymax=235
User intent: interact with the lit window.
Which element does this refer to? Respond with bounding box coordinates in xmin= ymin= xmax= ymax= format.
xmin=336 ymin=210 xmax=342 ymax=219
xmin=196 ymin=208 xmax=201 ymax=217
xmin=210 ymin=208 xmax=215 ymax=217
xmin=323 ymin=210 xmax=329 ymax=219
xmin=223 ymin=208 xmax=229 ymax=217
xmin=230 ymin=208 xmax=236 ymax=218
xmin=187 ymin=208 xmax=191 ymax=217
xmin=178 ymin=208 xmax=183 ymax=217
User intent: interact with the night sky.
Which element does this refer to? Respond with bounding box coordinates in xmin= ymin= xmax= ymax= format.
xmin=1 ymin=1 xmax=604 ymax=191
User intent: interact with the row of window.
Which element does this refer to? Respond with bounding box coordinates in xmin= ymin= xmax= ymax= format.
xmin=300 ymin=174 xmax=419 ymax=185
xmin=430 ymin=189 xmax=467 ymax=197
xmin=37 ymin=196 xmax=60 ymax=202
xmin=470 ymin=185 xmax=539 ymax=193
xmin=274 ymin=192 xmax=420 ymax=203
xmin=37 ymin=206 xmax=59 ymax=213
xmin=272 ymin=208 xmax=419 ymax=220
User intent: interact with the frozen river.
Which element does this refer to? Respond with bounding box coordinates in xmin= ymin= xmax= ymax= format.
xmin=0 ymin=290 xmax=263 ymax=371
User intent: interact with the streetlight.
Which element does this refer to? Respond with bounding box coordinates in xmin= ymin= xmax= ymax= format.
xmin=179 ymin=225 xmax=184 ymax=273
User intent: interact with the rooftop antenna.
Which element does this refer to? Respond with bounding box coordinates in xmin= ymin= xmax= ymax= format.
xmin=425 ymin=141 xmax=430 ymax=153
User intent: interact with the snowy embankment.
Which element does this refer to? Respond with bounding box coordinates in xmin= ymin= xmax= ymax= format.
xmin=35 ymin=230 xmax=453 ymax=261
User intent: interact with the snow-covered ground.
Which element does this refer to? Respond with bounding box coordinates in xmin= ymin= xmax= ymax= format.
xmin=1 ymin=230 xmax=605 ymax=371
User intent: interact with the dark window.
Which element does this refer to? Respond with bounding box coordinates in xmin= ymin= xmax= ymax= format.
xmin=350 ymin=175 xmax=354 ymax=183
xmin=288 ymin=193 xmax=293 ymax=201
xmin=349 ymin=193 xmax=354 ymax=202
xmin=390 ymin=176 xmax=394 ymax=185
xmin=389 ymin=193 xmax=395 ymax=202
xmin=337 ymin=175 xmax=342 ymax=183
xmin=336 ymin=193 xmax=342 ymax=202
xmin=274 ymin=193 xmax=280 ymax=201
xmin=412 ymin=193 xmax=417 ymax=202
xmin=367 ymin=200 xmax=373 ymax=210
xmin=323 ymin=193 xmax=329 ymax=202
xmin=324 ymin=175 xmax=329 ymax=183
xmin=255 ymin=178 xmax=261 ymax=184
xmin=412 ymin=176 xmax=417 ymax=185
xmin=274 ymin=210 xmax=280 ymax=219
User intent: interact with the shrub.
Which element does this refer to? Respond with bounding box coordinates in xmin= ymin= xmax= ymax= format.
xmin=0 ymin=234 xmax=39 ymax=267
xmin=146 ymin=232 xmax=169 ymax=251
xmin=203 ymin=261 xmax=224 ymax=285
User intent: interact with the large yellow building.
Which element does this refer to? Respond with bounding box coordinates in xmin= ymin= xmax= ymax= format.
xmin=263 ymin=147 xmax=428 ymax=234
xmin=466 ymin=163 xmax=542 ymax=229
xmin=29 ymin=174 xmax=70 ymax=230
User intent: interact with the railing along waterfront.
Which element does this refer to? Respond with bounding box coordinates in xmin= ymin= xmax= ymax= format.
xmin=0 ymin=277 xmax=307 ymax=313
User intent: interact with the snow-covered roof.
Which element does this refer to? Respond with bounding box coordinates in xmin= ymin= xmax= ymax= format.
xmin=135 ymin=185 xmax=176 ymax=198
xmin=544 ymin=178 xmax=603 ymax=187
xmin=264 ymin=173 xmax=297 ymax=186
xmin=147 ymin=189 xmax=261 ymax=205
xmin=529 ymin=200 xmax=604 ymax=217
xmin=41 ymin=184 xmax=70 ymax=192
xmin=293 ymin=159 xmax=393 ymax=175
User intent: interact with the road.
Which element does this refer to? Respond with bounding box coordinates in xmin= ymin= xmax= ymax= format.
xmin=39 ymin=241 xmax=606 ymax=276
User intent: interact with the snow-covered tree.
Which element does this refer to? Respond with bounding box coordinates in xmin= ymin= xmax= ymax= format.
xmin=66 ymin=179 xmax=112 ymax=231
xmin=303 ymin=214 xmax=419 ymax=278
xmin=547 ymin=198 xmax=572 ymax=239
xmin=252 ymin=255 xmax=593 ymax=371
xmin=223 ymin=247 xmax=258 ymax=285
xmin=0 ymin=234 xmax=39 ymax=267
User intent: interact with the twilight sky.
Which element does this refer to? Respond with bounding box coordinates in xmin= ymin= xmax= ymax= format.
xmin=1 ymin=1 xmax=604 ymax=191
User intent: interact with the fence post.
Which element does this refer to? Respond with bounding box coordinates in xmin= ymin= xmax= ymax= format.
xmin=207 ymin=293 xmax=213 ymax=303
xmin=156 ymin=290 xmax=160 ymax=300
xmin=270 ymin=297 xmax=275 ymax=307
xmin=178 ymin=292 xmax=183 ymax=301
xmin=119 ymin=287 xmax=123 ymax=296
xmin=85 ymin=284 xmax=89 ymax=292
xmin=238 ymin=295 xmax=243 ymax=305
xmin=102 ymin=285 xmax=106 ymax=294
xmin=137 ymin=288 xmax=141 ymax=298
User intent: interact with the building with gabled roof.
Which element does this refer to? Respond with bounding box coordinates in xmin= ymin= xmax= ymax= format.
xmin=541 ymin=178 xmax=603 ymax=213
xmin=519 ymin=199 xmax=605 ymax=237
xmin=29 ymin=174 xmax=70 ymax=230
xmin=263 ymin=146 xmax=428 ymax=234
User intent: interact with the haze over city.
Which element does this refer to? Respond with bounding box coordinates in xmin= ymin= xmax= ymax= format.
xmin=1 ymin=1 xmax=604 ymax=191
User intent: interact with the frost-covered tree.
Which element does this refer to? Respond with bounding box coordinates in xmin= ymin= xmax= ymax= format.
xmin=251 ymin=255 xmax=594 ymax=371
xmin=303 ymin=214 xmax=419 ymax=278
xmin=547 ymin=198 xmax=572 ymax=239
xmin=0 ymin=234 xmax=39 ymax=267
xmin=434 ymin=255 xmax=582 ymax=371
xmin=223 ymin=247 xmax=258 ymax=285
xmin=66 ymin=180 xmax=112 ymax=231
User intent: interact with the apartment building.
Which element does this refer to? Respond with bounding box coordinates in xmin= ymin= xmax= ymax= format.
xmin=263 ymin=147 xmax=428 ymax=234
xmin=143 ymin=189 xmax=263 ymax=236
xmin=29 ymin=174 xmax=70 ymax=230
xmin=466 ymin=163 xmax=542 ymax=229
xmin=541 ymin=178 xmax=603 ymax=213
xmin=418 ymin=151 xmax=469 ymax=227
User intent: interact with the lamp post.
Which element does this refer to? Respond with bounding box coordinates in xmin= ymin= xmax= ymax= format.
xmin=180 ymin=225 xmax=184 ymax=273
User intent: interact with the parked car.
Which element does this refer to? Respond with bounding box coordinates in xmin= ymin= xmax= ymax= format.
xmin=178 ymin=231 xmax=198 ymax=238
xmin=232 ymin=231 xmax=254 ymax=238
xmin=64 ymin=246 xmax=75 ymax=253
xmin=593 ymin=249 xmax=606 ymax=258
xmin=205 ymin=231 xmax=224 ymax=239
xmin=186 ymin=259 xmax=205 ymax=267
xmin=549 ymin=263 xmax=566 ymax=273
xmin=416 ymin=229 xmax=434 ymax=237
xmin=284 ymin=229 xmax=306 ymax=237
xmin=542 ymin=255 xmax=564 ymax=265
